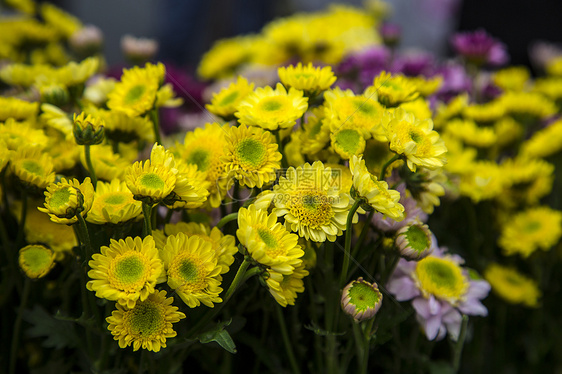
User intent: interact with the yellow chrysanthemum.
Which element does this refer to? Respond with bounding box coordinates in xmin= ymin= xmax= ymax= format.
xmin=106 ymin=290 xmax=185 ymax=352
xmin=87 ymin=236 xmax=164 ymax=308
xmin=300 ymin=107 xmax=331 ymax=155
xmin=0 ymin=63 xmax=54 ymax=87
xmin=330 ymin=124 xmax=366 ymax=160
xmin=434 ymin=94 xmax=469 ymax=129
xmin=160 ymin=233 xmax=223 ymax=308
xmin=492 ymin=66 xmax=530 ymax=92
xmin=165 ymin=159 xmax=210 ymax=210
xmin=205 ymin=76 xmax=255 ymax=120
xmin=383 ymin=108 xmax=447 ymax=172
xmin=532 ymin=77 xmax=562 ymax=103
xmin=498 ymin=157 xmax=554 ymax=207
xmin=235 ymin=83 xmax=308 ymax=131
xmin=0 ymin=97 xmax=39 ymax=121
xmin=175 ymin=123 xmax=229 ymax=207
xmin=81 ymin=144 xmax=131 ymax=182
xmin=39 ymin=103 xmax=74 ymax=140
xmin=19 ymin=245 xmax=56 ymax=279
xmin=107 ymin=62 xmax=165 ymax=117
xmin=398 ymin=97 xmax=433 ymax=120
xmin=546 ymin=56 xmax=562 ymax=76
xmin=222 ymin=125 xmax=281 ymax=188
xmin=197 ymin=35 xmax=257 ymax=80
xmin=349 ymin=155 xmax=404 ymax=220
xmin=40 ymin=3 xmax=82 ymax=38
xmin=493 ymin=117 xmax=523 ymax=148
xmin=324 ymin=163 xmax=353 ymax=196
xmin=237 ymin=205 xmax=304 ymax=274
xmin=404 ymin=167 xmax=446 ymax=214
xmin=457 ymin=160 xmax=505 ymax=203
xmin=278 ymin=62 xmax=336 ymax=97
xmin=413 ymin=256 xmax=469 ymax=306
xmin=372 ymin=71 xmax=419 ymax=107
xmin=156 ymin=83 xmax=183 ymax=109
xmin=48 ymin=138 xmax=80 ymax=172
xmin=38 ymin=177 xmax=94 ymax=225
xmin=520 ymin=118 xmax=562 ymax=159
xmin=484 ymin=264 xmax=541 ymax=307
xmin=273 ymin=161 xmax=352 ymax=242
xmin=54 ymin=57 xmax=99 ymax=87
xmin=83 ymin=77 xmax=117 ymax=106
xmin=97 ymin=109 xmax=154 ymax=143
xmin=87 ymin=179 xmax=143 ymax=225
xmin=498 ymin=91 xmax=557 ymax=123
xmin=462 ymin=101 xmax=506 ymax=125
xmin=0 ymin=119 xmax=48 ymax=151
xmin=444 ymin=119 xmax=497 ymax=148
xmin=498 ymin=206 xmax=562 ymax=258
xmin=265 ymin=263 xmax=309 ymax=307
xmin=406 ymin=75 xmax=443 ymax=97
xmin=125 ymin=158 xmax=177 ymax=205
xmin=10 ymin=147 xmax=56 ymax=190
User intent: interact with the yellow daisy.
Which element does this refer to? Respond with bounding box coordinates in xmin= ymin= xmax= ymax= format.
xmin=407 ymin=75 xmax=443 ymax=97
xmin=498 ymin=157 xmax=554 ymax=207
xmin=106 ymin=290 xmax=185 ymax=352
xmin=484 ymin=264 xmax=541 ymax=307
xmin=39 ymin=103 xmax=74 ymax=141
xmin=205 ymin=76 xmax=255 ymax=121
xmin=87 ymin=179 xmax=143 ymax=225
xmin=462 ymin=101 xmax=506 ymax=125
xmin=498 ymin=206 xmax=562 ymax=258
xmin=197 ymin=35 xmax=257 ymax=80
xmin=444 ymin=119 xmax=497 ymax=148
xmin=83 ymin=77 xmax=117 ymax=106
xmin=235 ymin=83 xmax=308 ymax=131
xmin=0 ymin=119 xmax=48 ymax=151
xmin=372 ymin=71 xmax=419 ymax=107
xmin=165 ymin=159 xmax=210 ymax=210
xmin=160 ymin=233 xmax=223 ymax=308
xmin=107 ymin=62 xmax=165 ymax=117
xmin=398 ymin=97 xmax=433 ymax=120
xmin=237 ymin=205 xmax=304 ymax=274
xmin=404 ymin=167 xmax=446 ymax=214
xmin=520 ymin=118 xmax=562 ymax=159
xmin=40 ymin=3 xmax=82 ymax=38
xmin=300 ymin=107 xmax=331 ymax=155
xmin=99 ymin=109 xmax=154 ymax=143
xmin=492 ymin=66 xmax=530 ymax=92
xmin=413 ymin=255 xmax=469 ymax=306
xmin=48 ymin=138 xmax=80 ymax=172
xmin=457 ymin=160 xmax=505 ymax=203
xmin=87 ymin=236 xmax=164 ymax=308
xmin=349 ymin=155 xmax=404 ymax=220
xmin=0 ymin=97 xmax=39 ymax=121
xmin=330 ymin=124 xmax=367 ymax=160
xmin=434 ymin=94 xmax=469 ymax=129
xmin=272 ymin=161 xmax=352 ymax=242
xmin=19 ymin=244 xmax=56 ymax=279
xmin=265 ymin=263 xmax=309 ymax=307
xmin=278 ymin=62 xmax=337 ymax=97
xmin=10 ymin=147 xmax=56 ymax=190
xmin=532 ymin=77 xmax=562 ymax=104
xmin=125 ymin=158 xmax=177 ymax=206
xmin=81 ymin=144 xmax=131 ymax=182
xmin=222 ymin=125 xmax=281 ymax=188
xmin=38 ymin=177 xmax=94 ymax=225
xmin=498 ymin=91 xmax=557 ymax=123
xmin=54 ymin=57 xmax=99 ymax=87
xmin=382 ymin=108 xmax=447 ymax=172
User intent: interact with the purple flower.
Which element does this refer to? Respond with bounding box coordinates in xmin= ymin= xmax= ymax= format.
xmin=391 ymin=51 xmax=436 ymax=77
xmin=337 ymin=47 xmax=391 ymax=91
xmin=450 ymin=29 xmax=509 ymax=66
xmin=435 ymin=62 xmax=472 ymax=103
xmin=387 ymin=245 xmax=490 ymax=341
xmin=380 ymin=23 xmax=402 ymax=47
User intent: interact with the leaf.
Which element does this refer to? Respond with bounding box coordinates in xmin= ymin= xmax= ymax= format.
xmin=304 ymin=321 xmax=346 ymax=336
xmin=197 ymin=319 xmax=237 ymax=354
xmin=23 ymin=305 xmax=80 ymax=349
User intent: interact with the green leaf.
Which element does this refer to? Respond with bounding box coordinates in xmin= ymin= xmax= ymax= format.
xmin=198 ymin=319 xmax=237 ymax=354
xmin=23 ymin=306 xmax=80 ymax=349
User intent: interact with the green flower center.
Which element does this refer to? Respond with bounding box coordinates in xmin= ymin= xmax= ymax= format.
xmin=178 ymin=259 xmax=198 ymax=281
xmin=140 ymin=173 xmax=165 ymax=190
xmin=294 ymin=73 xmax=314 ymax=79
xmin=334 ymin=129 xmax=361 ymax=155
xmin=105 ymin=193 xmax=127 ymax=205
xmin=187 ymin=149 xmax=210 ymax=172
xmin=236 ymin=138 xmax=266 ymax=168
xmin=261 ymin=98 xmax=283 ymax=112
xmin=524 ymin=220 xmax=541 ymax=233
xmin=354 ymin=99 xmax=375 ymax=115
xmin=114 ymin=255 xmax=145 ymax=285
xmin=405 ymin=225 xmax=430 ymax=253
xmin=21 ymin=246 xmax=53 ymax=276
xmin=309 ymin=120 xmax=323 ymax=138
xmin=50 ymin=187 xmax=72 ymax=208
xmin=409 ymin=130 xmax=423 ymax=143
xmin=258 ymin=228 xmax=278 ymax=248
xmin=415 ymin=257 xmax=468 ymax=302
xmin=125 ymin=84 xmax=146 ymax=105
xmin=219 ymin=91 xmax=239 ymax=106
xmin=22 ymin=160 xmax=43 ymax=175
xmin=348 ymin=282 xmax=380 ymax=312
xmin=129 ymin=302 xmax=162 ymax=335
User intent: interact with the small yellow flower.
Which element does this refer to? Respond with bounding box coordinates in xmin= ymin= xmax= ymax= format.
xmin=330 ymin=124 xmax=366 ymax=160
xmin=99 ymin=109 xmax=154 ymax=143
xmin=492 ymin=66 xmax=530 ymax=92
xmin=87 ymin=179 xmax=143 ymax=225
xmin=106 ymin=290 xmax=185 ymax=352
xmin=197 ymin=35 xmax=258 ymax=80
xmin=125 ymin=155 xmax=177 ymax=205
xmin=300 ymin=107 xmax=331 ymax=155
xmin=457 ymin=160 xmax=505 ymax=203
xmin=0 ymin=97 xmax=39 ymax=121
xmin=484 ymin=264 xmax=541 ymax=307
xmin=235 ymin=83 xmax=308 ymax=131
xmin=413 ymin=256 xmax=469 ymax=306
xmin=462 ymin=101 xmax=506 ymax=125
xmin=40 ymin=3 xmax=82 ymax=38
xmin=87 ymin=236 xmax=164 ymax=308
xmin=520 ymin=118 xmax=562 ymax=159
xmin=372 ymin=71 xmax=419 ymax=107
xmin=10 ymin=147 xmax=56 ymax=190
xmin=498 ymin=206 xmax=562 ymax=258
xmin=265 ymin=263 xmax=309 ymax=307
xmin=498 ymin=157 xmax=554 ymax=207
xmin=0 ymin=119 xmax=49 ymax=151
xmin=165 ymin=159 xmax=210 ymax=210
xmin=206 ymin=76 xmax=255 ymax=120
xmin=278 ymin=62 xmax=336 ymax=96
xmin=160 ymin=233 xmax=223 ymax=308
xmin=19 ymin=245 xmax=56 ymax=279
xmin=38 ymin=177 xmax=94 ymax=225
xmin=498 ymin=91 xmax=557 ymax=123
xmin=444 ymin=119 xmax=497 ymax=148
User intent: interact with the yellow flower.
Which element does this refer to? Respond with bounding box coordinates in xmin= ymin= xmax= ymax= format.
xmin=48 ymin=138 xmax=80 ymax=172
xmin=106 ymin=290 xmax=185 ymax=352
xmin=484 ymin=264 xmax=540 ymax=307
xmin=498 ymin=91 xmax=557 ymax=123
xmin=235 ymin=83 xmax=308 ymax=131
xmin=39 ymin=177 xmax=94 ymax=225
xmin=520 ymin=118 xmax=562 ymax=159
xmin=404 ymin=167 xmax=446 ymax=214
xmin=414 ymin=256 xmax=469 ymax=306
xmin=237 ymin=205 xmax=304 ymax=274
xmin=98 ymin=109 xmax=154 ymax=143
xmin=300 ymin=107 xmax=331 ymax=155
xmin=457 ymin=160 xmax=505 ymax=203
xmin=273 ymin=161 xmax=352 ymax=242
xmin=444 ymin=119 xmax=497 ymax=148
xmin=398 ymin=97 xmax=433 ymax=120
xmin=156 ymin=83 xmax=183 ymax=109
xmin=160 ymin=233 xmax=223 ymax=308
xmin=87 ymin=236 xmax=163 ymax=308
xmin=0 ymin=97 xmax=39 ymax=121
xmin=406 ymin=75 xmax=443 ymax=97
xmin=498 ymin=206 xmax=562 ymax=258
xmin=324 ymin=163 xmax=353 ymax=196
xmin=107 ymin=62 xmax=165 ymax=117
xmin=0 ymin=63 xmax=53 ymax=87
xmin=197 ymin=35 xmax=257 ymax=80
xmin=222 ymin=125 xmax=281 ymax=188
xmin=165 ymin=159 xmax=210 ymax=210
xmin=175 ymin=123 xmax=229 ymax=207
xmin=372 ymin=71 xmax=419 ymax=107
xmin=330 ymin=124 xmax=366 ymax=160
xmin=383 ymin=108 xmax=447 ymax=172
xmin=546 ymin=56 xmax=562 ymax=76
xmin=265 ymin=263 xmax=309 ymax=307
xmin=83 ymin=77 xmax=117 ymax=106
xmin=0 ymin=119 xmax=49 ymax=151
xmin=462 ymin=101 xmax=506 ymax=125
xmin=39 ymin=103 xmax=74 ymax=141
xmin=349 ymin=155 xmax=404 ymax=220
xmin=492 ymin=66 xmax=530 ymax=92
xmin=532 ymin=77 xmax=562 ymax=103
xmin=10 ymin=147 xmax=56 ymax=190
xmin=19 ymin=245 xmax=56 ymax=279
xmin=40 ymin=3 xmax=82 ymax=38
xmin=80 ymin=144 xmax=130 ymax=182
xmin=434 ymin=94 xmax=469 ymax=129
xmin=498 ymin=157 xmax=554 ymax=207
xmin=125 ymin=156 xmax=177 ymax=205
xmin=54 ymin=57 xmax=99 ymax=87
xmin=205 ymin=76 xmax=255 ymax=120
xmin=87 ymin=179 xmax=143 ymax=225
xmin=278 ymin=62 xmax=336 ymax=96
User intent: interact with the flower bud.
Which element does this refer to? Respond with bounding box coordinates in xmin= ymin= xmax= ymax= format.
xmin=73 ymin=112 xmax=105 ymax=145
xmin=69 ymin=25 xmax=103 ymax=58
xmin=395 ymin=222 xmax=433 ymax=260
xmin=121 ymin=35 xmax=159 ymax=64
xmin=40 ymin=84 xmax=69 ymax=107
xmin=19 ymin=245 xmax=56 ymax=279
xmin=341 ymin=277 xmax=383 ymax=322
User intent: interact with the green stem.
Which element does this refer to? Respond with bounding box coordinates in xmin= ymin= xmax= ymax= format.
xmin=274 ymin=129 xmax=289 ymax=169
xmin=150 ymin=108 xmax=162 ymax=145
xmin=142 ymin=202 xmax=153 ymax=237
xmin=164 ymin=209 xmax=173 ymax=224
xmin=216 ymin=212 xmax=238 ymax=230
xmin=352 ymin=323 xmax=365 ymax=371
xmin=339 ymin=199 xmax=362 ymax=288
xmin=381 ymin=252 xmax=400 ymax=286
xmin=452 ymin=315 xmax=469 ymax=372
xmin=76 ymin=213 xmax=93 ymax=258
xmin=9 ymin=278 xmax=31 ymax=374
xmin=84 ymin=145 xmax=97 ymax=189
xmin=379 ymin=154 xmax=401 ymax=181
xmin=138 ymin=349 xmax=147 ymax=374
xmin=351 ymin=210 xmax=374 ymax=259
xmin=16 ymin=189 xmax=28 ymax=248
xmin=274 ymin=303 xmax=301 ymax=374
